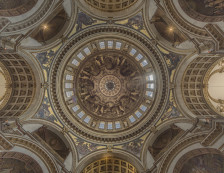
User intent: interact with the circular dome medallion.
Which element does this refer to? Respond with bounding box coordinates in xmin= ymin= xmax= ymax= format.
xmin=99 ymin=75 xmax=121 ymax=97
xmin=76 ymin=52 xmax=145 ymax=119
xmin=50 ymin=26 xmax=169 ymax=142
xmin=61 ymin=38 xmax=158 ymax=134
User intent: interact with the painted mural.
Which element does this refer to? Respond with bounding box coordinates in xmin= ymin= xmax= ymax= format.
xmin=0 ymin=152 xmax=42 ymax=173
xmin=34 ymin=126 xmax=70 ymax=159
xmin=69 ymin=133 xmax=106 ymax=160
xmin=149 ymin=126 xmax=183 ymax=158
xmin=180 ymin=153 xmax=224 ymax=173
xmin=125 ymin=14 xmax=144 ymax=31
xmin=76 ymin=12 xmax=97 ymax=32
xmin=34 ymin=95 xmax=57 ymax=122
xmin=0 ymin=158 xmax=36 ymax=173
xmin=182 ymin=0 xmax=224 ymax=16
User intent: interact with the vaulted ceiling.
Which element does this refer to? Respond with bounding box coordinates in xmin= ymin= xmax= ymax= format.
xmin=0 ymin=0 xmax=224 ymax=172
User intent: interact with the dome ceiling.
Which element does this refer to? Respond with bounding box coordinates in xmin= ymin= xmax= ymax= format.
xmin=62 ymin=40 xmax=156 ymax=132
xmin=1 ymin=0 xmax=224 ymax=172
xmin=50 ymin=26 xmax=169 ymax=142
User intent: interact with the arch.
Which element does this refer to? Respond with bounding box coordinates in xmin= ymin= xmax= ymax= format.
xmin=180 ymin=55 xmax=221 ymax=118
xmin=0 ymin=0 xmax=55 ymax=36
xmin=0 ymin=51 xmax=44 ymax=121
xmin=30 ymin=9 xmax=67 ymax=42
xmin=2 ymin=136 xmax=59 ymax=173
xmin=84 ymin=0 xmax=138 ymax=12
xmin=0 ymin=53 xmax=36 ymax=119
xmin=33 ymin=126 xmax=69 ymax=158
xmin=21 ymin=120 xmax=78 ymax=172
xmin=162 ymin=0 xmax=224 ymax=52
xmin=148 ymin=125 xmax=184 ymax=159
xmin=0 ymin=151 xmax=43 ymax=173
xmin=158 ymin=135 xmax=205 ymax=173
xmin=81 ymin=157 xmax=137 ymax=173
xmin=76 ymin=149 xmax=144 ymax=173
xmin=141 ymin=118 xmax=192 ymax=170
xmin=173 ymin=52 xmax=223 ymax=119
xmin=162 ymin=0 xmax=209 ymax=38
xmin=20 ymin=0 xmax=76 ymax=51
xmin=144 ymin=0 xmax=195 ymax=54
xmin=203 ymin=58 xmax=224 ymax=117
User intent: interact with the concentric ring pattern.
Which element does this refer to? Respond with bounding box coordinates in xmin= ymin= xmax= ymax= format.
xmin=50 ymin=25 xmax=169 ymax=143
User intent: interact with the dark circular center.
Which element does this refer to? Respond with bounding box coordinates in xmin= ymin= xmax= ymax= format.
xmin=105 ymin=81 xmax=115 ymax=90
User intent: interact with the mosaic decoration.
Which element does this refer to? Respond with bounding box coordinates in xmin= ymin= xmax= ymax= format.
xmin=163 ymin=52 xmax=184 ymax=79
xmin=158 ymin=51 xmax=184 ymax=122
xmin=116 ymin=13 xmax=151 ymax=38
xmin=35 ymin=50 xmax=55 ymax=71
xmin=34 ymin=45 xmax=61 ymax=82
xmin=32 ymin=45 xmax=62 ymax=124
xmin=34 ymin=93 xmax=57 ymax=123
xmin=70 ymin=133 xmax=106 ymax=160
xmin=125 ymin=14 xmax=144 ymax=31
xmin=121 ymin=138 xmax=144 ymax=157
xmin=69 ymin=11 xmax=105 ymax=37
xmin=161 ymin=91 xmax=181 ymax=122
xmin=76 ymin=12 xmax=97 ymax=32
xmin=114 ymin=133 xmax=148 ymax=158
